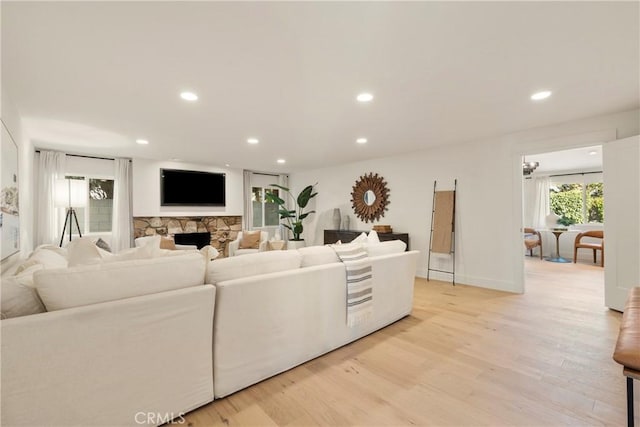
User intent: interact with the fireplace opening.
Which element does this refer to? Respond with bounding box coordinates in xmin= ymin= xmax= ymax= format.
xmin=174 ymin=232 xmax=211 ymax=249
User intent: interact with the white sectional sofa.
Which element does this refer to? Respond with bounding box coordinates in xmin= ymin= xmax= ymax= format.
xmin=208 ymin=246 xmax=419 ymax=397
xmin=1 ymin=240 xmax=418 ymax=426
xmin=1 ymin=249 xmax=215 ymax=427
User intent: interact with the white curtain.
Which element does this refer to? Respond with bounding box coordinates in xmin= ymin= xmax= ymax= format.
xmin=242 ymin=170 xmax=252 ymax=230
xmin=532 ymin=176 xmax=551 ymax=229
xmin=35 ymin=150 xmax=65 ymax=246
xmin=111 ymin=158 xmax=132 ymax=252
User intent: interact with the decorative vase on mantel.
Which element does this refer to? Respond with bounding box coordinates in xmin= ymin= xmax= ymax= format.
xmin=342 ymin=215 xmax=350 ymax=231
xmin=332 ymin=208 xmax=341 ymax=230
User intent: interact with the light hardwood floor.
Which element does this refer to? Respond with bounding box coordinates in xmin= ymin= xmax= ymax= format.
xmin=184 ymin=258 xmax=637 ymax=426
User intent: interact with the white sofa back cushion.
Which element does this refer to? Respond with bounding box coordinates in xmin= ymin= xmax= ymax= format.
xmin=34 ymin=252 xmax=206 ymax=311
xmin=298 ymin=246 xmax=340 ymax=267
xmin=365 ymin=240 xmax=406 ymax=257
xmin=206 ymin=250 xmax=302 ymax=284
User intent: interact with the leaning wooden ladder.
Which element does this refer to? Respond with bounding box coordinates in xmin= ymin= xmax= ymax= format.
xmin=427 ymin=180 xmax=457 ymax=285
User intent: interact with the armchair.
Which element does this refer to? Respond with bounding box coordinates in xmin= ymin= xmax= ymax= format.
xmin=228 ymin=231 xmax=269 ymax=257
xmin=574 ymin=230 xmax=604 ymax=267
xmin=524 ymin=228 xmax=543 ymax=259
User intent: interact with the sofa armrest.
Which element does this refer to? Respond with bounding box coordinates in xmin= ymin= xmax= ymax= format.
xmin=1 ymin=285 xmax=215 ymax=426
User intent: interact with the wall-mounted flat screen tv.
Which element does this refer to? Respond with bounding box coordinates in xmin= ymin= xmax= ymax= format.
xmin=160 ymin=168 xmax=225 ymax=206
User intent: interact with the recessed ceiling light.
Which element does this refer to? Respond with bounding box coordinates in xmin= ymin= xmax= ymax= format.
xmin=180 ymin=91 xmax=198 ymax=101
xmin=356 ymin=138 xmax=368 ymax=144
xmin=530 ymin=90 xmax=552 ymax=101
xmin=356 ymin=93 xmax=374 ymax=103
xmin=589 ymin=150 xmax=598 ymax=156
xmin=136 ymin=139 xmax=149 ymax=145
xmin=171 ymin=158 xmax=181 ymax=161
xmin=247 ymin=138 xmax=259 ymax=144
xmin=277 ymin=159 xmax=286 ymax=164
xmin=225 ymin=163 xmax=231 ymax=167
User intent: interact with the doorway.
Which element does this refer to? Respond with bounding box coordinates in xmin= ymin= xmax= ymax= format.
xmin=521 ymin=145 xmax=605 ymax=299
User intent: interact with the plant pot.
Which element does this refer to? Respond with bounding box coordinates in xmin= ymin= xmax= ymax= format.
xmin=287 ymin=240 xmax=306 ymax=250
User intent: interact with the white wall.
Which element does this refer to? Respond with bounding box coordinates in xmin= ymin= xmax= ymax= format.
xmin=132 ymin=158 xmax=243 ymax=217
xmin=291 ymin=108 xmax=639 ymax=294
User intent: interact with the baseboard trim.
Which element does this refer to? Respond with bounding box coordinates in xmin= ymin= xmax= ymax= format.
xmin=416 ymin=269 xmax=519 ymax=293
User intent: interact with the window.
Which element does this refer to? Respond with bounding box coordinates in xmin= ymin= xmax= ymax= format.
xmin=67 ymin=176 xmax=114 ymax=234
xmin=549 ymin=177 xmax=603 ymax=226
xmin=252 ymin=186 xmax=280 ymax=228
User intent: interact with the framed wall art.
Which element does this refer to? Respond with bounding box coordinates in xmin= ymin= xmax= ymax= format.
xmin=1 ymin=120 xmax=20 ymax=260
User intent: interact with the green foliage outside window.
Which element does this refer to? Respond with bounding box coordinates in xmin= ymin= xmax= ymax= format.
xmin=550 ymin=182 xmax=604 ymax=225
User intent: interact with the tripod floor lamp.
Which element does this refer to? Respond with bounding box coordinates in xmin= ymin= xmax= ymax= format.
xmin=55 ymin=178 xmax=87 ymax=247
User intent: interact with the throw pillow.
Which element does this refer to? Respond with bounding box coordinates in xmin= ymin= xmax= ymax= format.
xmin=200 ymin=245 xmax=220 ymax=261
xmin=368 ymin=230 xmax=381 ymax=243
xmin=1 ymin=263 xmax=47 ymax=319
xmin=26 ymin=245 xmax=68 ymax=269
xmin=134 ymin=235 xmax=162 ymax=248
xmin=352 ymin=232 xmax=368 ymax=244
xmin=239 ymin=231 xmax=261 ymax=249
xmin=160 ymin=237 xmax=176 ymax=250
xmin=95 ymin=238 xmax=112 ymax=252
xmin=298 ymin=246 xmax=340 ymax=267
xmin=67 ymin=237 xmax=104 ymax=266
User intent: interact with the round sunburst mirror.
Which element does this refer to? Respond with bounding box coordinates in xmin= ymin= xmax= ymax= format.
xmin=351 ymin=172 xmax=390 ymax=223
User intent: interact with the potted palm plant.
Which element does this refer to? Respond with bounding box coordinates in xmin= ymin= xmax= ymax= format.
xmin=265 ymin=183 xmax=318 ymax=244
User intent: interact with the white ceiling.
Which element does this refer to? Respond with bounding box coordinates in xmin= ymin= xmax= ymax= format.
xmin=3 ymin=2 xmax=639 ymax=172
xmin=526 ymin=145 xmax=602 ymax=175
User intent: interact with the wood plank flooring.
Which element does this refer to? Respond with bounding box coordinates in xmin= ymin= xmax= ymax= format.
xmin=183 ymin=258 xmax=637 ymax=426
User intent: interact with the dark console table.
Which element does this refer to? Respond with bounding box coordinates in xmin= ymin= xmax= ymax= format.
xmin=324 ymin=230 xmax=409 ymax=250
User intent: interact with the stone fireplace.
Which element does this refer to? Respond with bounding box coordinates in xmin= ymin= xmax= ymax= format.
xmin=133 ymin=216 xmax=242 ymax=257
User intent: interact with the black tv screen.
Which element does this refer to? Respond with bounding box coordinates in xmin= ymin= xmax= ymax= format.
xmin=160 ymin=169 xmax=225 ymax=206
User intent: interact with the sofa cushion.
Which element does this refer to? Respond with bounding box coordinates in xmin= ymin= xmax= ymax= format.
xmin=365 ymin=240 xmax=407 ymax=257
xmin=34 ymin=252 xmax=206 ymax=311
xmin=206 ymin=250 xmax=302 ymax=284
xmin=1 ymin=264 xmax=47 ymax=319
xmin=298 ymin=246 xmax=340 ymax=267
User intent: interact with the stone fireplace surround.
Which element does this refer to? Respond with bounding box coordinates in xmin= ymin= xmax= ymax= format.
xmin=133 ymin=216 xmax=242 ymax=257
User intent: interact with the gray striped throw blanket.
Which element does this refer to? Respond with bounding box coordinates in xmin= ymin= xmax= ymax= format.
xmin=332 ymin=243 xmax=373 ymax=327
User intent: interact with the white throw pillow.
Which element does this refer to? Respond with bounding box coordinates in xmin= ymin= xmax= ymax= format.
xmin=365 ymin=240 xmax=407 ymax=257
xmin=352 ymin=232 xmax=368 ymax=244
xmin=298 ymin=246 xmax=340 ymax=267
xmin=206 ymin=250 xmax=302 ymax=284
xmin=134 ymin=235 xmax=162 ymax=248
xmin=26 ymin=245 xmax=68 ymax=269
xmin=35 ymin=252 xmax=206 ymax=311
xmin=1 ymin=264 xmax=46 ymax=319
xmin=200 ymin=245 xmax=220 ymax=261
xmin=67 ymin=237 xmax=104 ymax=266
xmin=368 ymin=230 xmax=381 ymax=243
